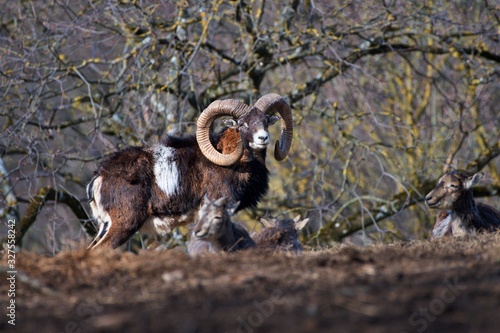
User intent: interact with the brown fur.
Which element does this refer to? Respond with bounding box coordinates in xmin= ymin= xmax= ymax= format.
xmin=252 ymin=215 xmax=309 ymax=253
xmin=426 ymin=171 xmax=500 ymax=238
xmin=187 ymin=196 xmax=255 ymax=256
xmin=88 ymin=112 xmax=275 ymax=249
xmin=217 ymin=129 xmax=241 ymax=154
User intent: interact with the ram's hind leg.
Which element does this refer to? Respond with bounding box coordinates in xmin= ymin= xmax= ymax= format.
xmin=87 ymin=181 xmax=115 ymax=248
xmin=87 ymin=221 xmax=110 ymax=248
xmin=87 ymin=175 xmax=150 ymax=249
xmin=90 ymin=207 xmax=147 ymax=249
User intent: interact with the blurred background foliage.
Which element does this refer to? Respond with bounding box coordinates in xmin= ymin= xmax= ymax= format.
xmin=1 ymin=0 xmax=499 ymax=253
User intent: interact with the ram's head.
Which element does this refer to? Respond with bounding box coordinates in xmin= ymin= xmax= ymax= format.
xmin=196 ymin=93 xmax=294 ymax=166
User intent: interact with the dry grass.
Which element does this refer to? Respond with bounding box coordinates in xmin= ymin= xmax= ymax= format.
xmin=2 ymin=232 xmax=499 ymax=333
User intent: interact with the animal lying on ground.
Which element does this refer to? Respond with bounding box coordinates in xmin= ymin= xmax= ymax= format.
xmin=86 ymin=93 xmax=293 ymax=248
xmin=252 ymin=215 xmax=309 ymax=253
xmin=425 ymin=170 xmax=500 ymax=238
xmin=187 ymin=196 xmax=256 ymax=256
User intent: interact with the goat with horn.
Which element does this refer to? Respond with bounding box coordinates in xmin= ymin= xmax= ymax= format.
xmin=86 ymin=93 xmax=293 ymax=249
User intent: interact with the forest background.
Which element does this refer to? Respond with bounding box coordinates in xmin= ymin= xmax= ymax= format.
xmin=1 ymin=0 xmax=499 ymax=254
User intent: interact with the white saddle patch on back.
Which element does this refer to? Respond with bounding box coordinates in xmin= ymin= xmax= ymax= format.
xmin=152 ymin=144 xmax=180 ymax=196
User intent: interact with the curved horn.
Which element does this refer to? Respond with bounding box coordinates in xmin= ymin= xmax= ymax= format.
xmin=253 ymin=93 xmax=294 ymax=161
xmin=196 ymin=99 xmax=249 ymax=166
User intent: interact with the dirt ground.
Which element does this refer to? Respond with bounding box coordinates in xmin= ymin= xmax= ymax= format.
xmin=2 ymin=232 xmax=499 ymax=333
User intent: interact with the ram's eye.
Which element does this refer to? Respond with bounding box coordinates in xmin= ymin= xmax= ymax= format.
xmin=448 ymin=184 xmax=459 ymax=189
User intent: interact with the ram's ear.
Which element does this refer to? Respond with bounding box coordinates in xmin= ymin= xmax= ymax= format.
xmin=222 ymin=119 xmax=238 ymax=129
xmin=268 ymin=115 xmax=280 ymax=125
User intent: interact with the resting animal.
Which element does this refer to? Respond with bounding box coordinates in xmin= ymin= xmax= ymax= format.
xmin=425 ymin=170 xmax=500 ymax=238
xmin=252 ymin=215 xmax=309 ymax=253
xmin=187 ymin=196 xmax=256 ymax=256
